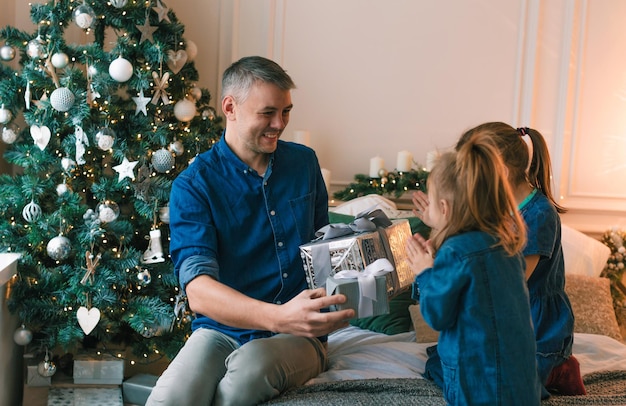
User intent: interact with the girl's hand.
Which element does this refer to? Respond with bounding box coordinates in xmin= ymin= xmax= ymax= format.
xmin=412 ymin=191 xmax=432 ymax=227
xmin=406 ymin=233 xmax=434 ymax=276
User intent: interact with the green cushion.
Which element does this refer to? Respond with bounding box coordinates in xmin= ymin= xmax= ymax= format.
xmin=350 ymin=290 xmax=416 ymax=334
xmin=327 ymin=210 xmax=429 ymax=334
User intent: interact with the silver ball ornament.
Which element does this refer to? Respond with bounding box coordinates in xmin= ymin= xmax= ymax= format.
xmin=37 ymin=356 xmax=57 ymax=377
xmin=201 ymin=107 xmax=216 ymax=121
xmin=51 ymin=52 xmax=69 ymax=69
xmin=158 ymin=206 xmax=170 ymax=224
xmin=50 ymin=87 xmax=75 ymax=112
xmin=73 ymin=3 xmax=96 ymax=29
xmin=109 ymin=56 xmax=133 ymax=82
xmin=0 ymin=45 xmax=16 ymax=61
xmin=173 ymin=99 xmax=197 ymax=122
xmin=151 ymin=148 xmax=175 ymax=173
xmin=168 ymin=140 xmax=185 ymax=156
xmin=136 ymin=268 xmax=152 ymax=285
xmin=13 ymin=325 xmax=33 ymax=346
xmin=2 ymin=127 xmax=17 ymax=144
xmin=26 ymin=36 xmax=46 ymax=59
xmin=46 ymin=235 xmax=72 ymax=261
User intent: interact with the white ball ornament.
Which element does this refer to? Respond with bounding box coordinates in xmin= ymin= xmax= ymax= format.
xmin=159 ymin=206 xmax=170 ymax=224
xmin=22 ymin=200 xmax=42 ymax=223
xmin=0 ymin=45 xmax=16 ymax=61
xmin=13 ymin=325 xmax=33 ymax=346
xmin=96 ymin=201 xmax=120 ymax=223
xmin=185 ymin=40 xmax=198 ymax=61
xmin=95 ymin=128 xmax=116 ymax=150
xmin=61 ymin=157 xmax=76 ymax=171
xmin=47 ymin=235 xmax=72 ymax=261
xmin=173 ymin=99 xmax=197 ymax=122
xmin=136 ymin=268 xmax=152 ymax=285
xmin=151 ymin=148 xmax=175 ymax=173
xmin=190 ymin=86 xmax=202 ymax=101
xmin=109 ymin=56 xmax=133 ymax=82
xmin=56 ymin=183 xmax=70 ymax=195
xmin=50 ymin=87 xmax=75 ymax=112
xmin=0 ymin=105 xmax=12 ymax=124
xmin=2 ymin=127 xmax=17 ymax=144
xmin=51 ymin=52 xmax=69 ymax=69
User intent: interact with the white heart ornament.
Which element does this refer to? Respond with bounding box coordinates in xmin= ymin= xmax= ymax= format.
xmin=30 ymin=125 xmax=51 ymax=150
xmin=166 ymin=50 xmax=188 ymax=74
xmin=77 ymin=306 xmax=100 ymax=335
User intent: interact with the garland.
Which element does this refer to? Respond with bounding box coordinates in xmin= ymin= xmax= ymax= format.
xmin=332 ymin=168 xmax=429 ymax=201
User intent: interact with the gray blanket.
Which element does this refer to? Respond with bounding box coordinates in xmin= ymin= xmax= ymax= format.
xmin=262 ymin=371 xmax=626 ymax=405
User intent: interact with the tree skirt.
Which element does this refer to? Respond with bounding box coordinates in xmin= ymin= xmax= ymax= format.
xmin=262 ymin=371 xmax=626 ymax=406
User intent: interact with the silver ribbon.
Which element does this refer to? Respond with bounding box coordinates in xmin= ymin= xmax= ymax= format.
xmin=315 ymin=206 xmax=392 ymax=240
xmin=326 ymin=258 xmax=394 ymax=318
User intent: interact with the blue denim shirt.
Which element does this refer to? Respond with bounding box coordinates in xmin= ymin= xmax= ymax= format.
xmin=169 ymin=137 xmax=329 ymax=344
xmin=413 ymin=231 xmax=541 ymax=405
xmin=521 ymin=190 xmax=574 ymax=390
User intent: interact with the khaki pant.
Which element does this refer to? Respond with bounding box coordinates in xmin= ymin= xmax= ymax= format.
xmin=146 ymin=328 xmax=327 ymax=406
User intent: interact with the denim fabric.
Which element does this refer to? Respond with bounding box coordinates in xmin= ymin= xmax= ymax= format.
xmin=521 ymin=191 xmax=574 ymax=392
xmin=169 ymin=137 xmax=329 ymax=344
xmin=413 ymin=231 xmax=541 ymax=405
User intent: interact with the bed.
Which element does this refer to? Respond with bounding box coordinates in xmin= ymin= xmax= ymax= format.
xmin=262 ymin=195 xmax=626 ymax=405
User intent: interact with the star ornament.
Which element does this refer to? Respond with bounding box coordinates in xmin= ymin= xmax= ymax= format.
xmin=133 ymin=89 xmax=151 ymax=116
xmin=113 ymin=157 xmax=139 ymax=182
xmin=136 ymin=16 xmax=158 ymax=44
xmin=151 ymin=71 xmax=171 ymax=105
xmin=152 ymin=0 xmax=171 ymax=23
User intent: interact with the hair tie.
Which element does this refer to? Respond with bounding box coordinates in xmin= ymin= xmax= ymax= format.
xmin=517 ymin=127 xmax=533 ymax=173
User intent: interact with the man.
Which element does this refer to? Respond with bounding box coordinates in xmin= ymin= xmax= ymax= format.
xmin=146 ymin=56 xmax=353 ymax=406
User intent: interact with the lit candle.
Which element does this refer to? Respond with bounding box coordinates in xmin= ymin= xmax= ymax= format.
xmin=293 ymin=130 xmax=310 ymax=147
xmin=369 ymin=156 xmax=385 ymax=178
xmin=396 ymin=150 xmax=413 ymax=172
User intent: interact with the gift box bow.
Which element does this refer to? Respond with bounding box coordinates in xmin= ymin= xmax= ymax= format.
xmin=316 ymin=206 xmax=393 ymax=240
xmin=326 ymin=258 xmax=394 ymax=318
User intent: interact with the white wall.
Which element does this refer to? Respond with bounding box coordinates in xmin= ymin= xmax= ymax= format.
xmin=4 ymin=0 xmax=626 ymax=234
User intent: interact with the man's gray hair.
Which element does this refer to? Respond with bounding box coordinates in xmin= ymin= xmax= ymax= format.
xmin=221 ymin=56 xmax=296 ymax=103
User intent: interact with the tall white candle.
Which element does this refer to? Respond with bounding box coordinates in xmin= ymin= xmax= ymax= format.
xmin=293 ymin=130 xmax=310 ymax=146
xmin=426 ymin=150 xmax=440 ymax=171
xmin=369 ymin=156 xmax=385 ymax=178
xmin=396 ymin=150 xmax=413 ymax=172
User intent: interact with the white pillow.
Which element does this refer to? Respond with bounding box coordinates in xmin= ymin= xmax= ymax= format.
xmin=561 ymin=223 xmax=610 ymax=277
xmin=330 ymin=194 xmax=398 ymax=216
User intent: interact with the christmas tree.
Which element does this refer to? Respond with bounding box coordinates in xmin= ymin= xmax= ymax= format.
xmin=0 ymin=0 xmax=222 ymax=364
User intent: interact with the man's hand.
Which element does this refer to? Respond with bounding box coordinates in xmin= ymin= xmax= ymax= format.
xmin=273 ymin=288 xmax=354 ymax=337
xmin=406 ymin=233 xmax=434 ymax=277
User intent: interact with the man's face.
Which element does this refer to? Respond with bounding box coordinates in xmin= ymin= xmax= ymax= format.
xmin=226 ymin=81 xmax=293 ymax=157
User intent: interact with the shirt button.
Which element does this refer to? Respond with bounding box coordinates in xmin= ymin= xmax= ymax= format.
xmin=277 ymin=241 xmax=284 ymax=247
xmin=264 ymin=181 xmax=268 ymax=186
xmin=276 ymin=300 xmax=282 ymax=305
xmin=282 ymin=273 xmax=288 ymax=278
xmin=270 ymin=210 xmax=276 ymax=216
xmin=243 ymin=170 xmax=248 ymax=174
